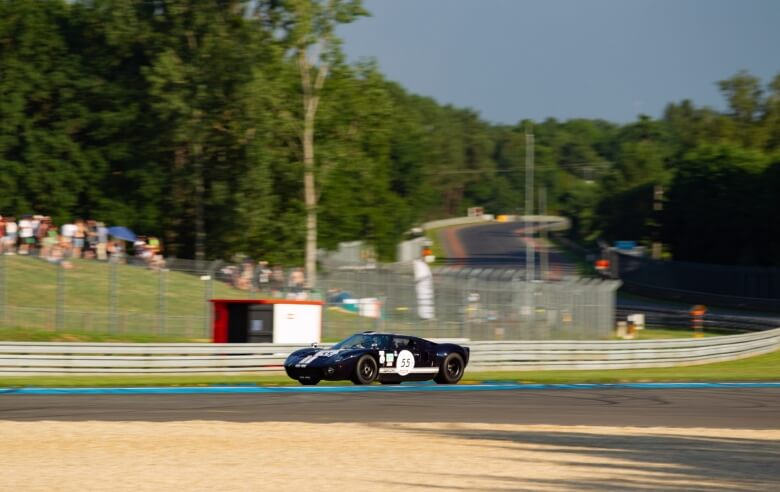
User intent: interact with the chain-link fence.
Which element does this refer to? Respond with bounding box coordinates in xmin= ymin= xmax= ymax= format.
xmin=0 ymin=254 xmax=307 ymax=340
xmin=0 ymin=252 xmax=620 ymax=341
xmin=320 ymin=265 xmax=621 ymax=340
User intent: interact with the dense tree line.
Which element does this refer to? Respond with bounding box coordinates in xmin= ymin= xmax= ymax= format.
xmin=1 ymin=1 xmax=778 ymax=267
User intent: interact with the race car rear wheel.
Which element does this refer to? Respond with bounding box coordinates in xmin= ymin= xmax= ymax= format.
xmin=434 ymin=353 xmax=464 ymax=384
xmin=352 ymin=355 xmax=378 ymax=385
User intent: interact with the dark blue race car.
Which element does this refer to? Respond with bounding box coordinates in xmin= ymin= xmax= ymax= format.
xmin=284 ymin=331 xmax=470 ymax=386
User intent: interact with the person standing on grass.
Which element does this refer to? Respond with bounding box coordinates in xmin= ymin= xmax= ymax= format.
xmin=85 ymin=220 xmax=98 ymax=259
xmin=96 ymin=222 xmax=108 ymax=260
xmin=61 ymin=221 xmax=76 ymax=257
xmin=0 ymin=216 xmax=5 ymax=254
xmin=18 ymin=216 xmax=33 ymax=255
xmin=256 ymin=260 xmax=271 ymax=294
xmin=4 ymin=216 xmax=17 ymax=254
xmin=42 ymin=221 xmax=58 ymax=259
xmin=270 ymin=265 xmax=284 ymax=297
xmin=288 ymin=267 xmax=305 ymax=298
xmin=35 ymin=216 xmax=50 ymax=256
xmin=72 ymin=219 xmax=86 ymax=258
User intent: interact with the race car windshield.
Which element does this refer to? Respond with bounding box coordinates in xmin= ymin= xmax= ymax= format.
xmin=332 ymin=334 xmax=390 ymax=350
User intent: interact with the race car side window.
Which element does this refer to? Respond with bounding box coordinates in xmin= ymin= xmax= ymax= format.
xmin=392 ymin=337 xmax=411 ymax=350
xmin=374 ymin=335 xmax=392 ymax=349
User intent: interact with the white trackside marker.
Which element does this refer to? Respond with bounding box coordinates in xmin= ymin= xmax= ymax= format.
xmin=396 ymin=349 xmax=414 ymax=376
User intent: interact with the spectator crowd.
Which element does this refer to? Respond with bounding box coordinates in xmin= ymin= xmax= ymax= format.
xmin=0 ymin=214 xmax=163 ymax=270
xmin=220 ymin=260 xmax=310 ymax=299
xmin=0 ymin=214 xmax=310 ymax=297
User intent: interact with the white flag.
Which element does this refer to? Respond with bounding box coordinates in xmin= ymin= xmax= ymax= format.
xmin=413 ymin=259 xmax=435 ymax=320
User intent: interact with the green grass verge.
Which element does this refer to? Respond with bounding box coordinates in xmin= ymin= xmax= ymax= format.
xmin=1 ymin=256 xmax=246 ymax=316
xmin=468 ymin=348 xmax=780 ymax=383
xmin=1 ymin=348 xmax=777 ymax=387
xmin=0 ymin=326 xmax=204 ymax=343
xmin=623 ymin=328 xmax=720 ymax=339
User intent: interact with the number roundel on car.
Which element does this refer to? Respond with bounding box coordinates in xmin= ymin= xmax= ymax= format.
xmin=396 ymin=349 xmax=415 ymax=376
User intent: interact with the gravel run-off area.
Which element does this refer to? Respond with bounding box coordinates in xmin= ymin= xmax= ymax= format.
xmin=2 ymin=421 xmax=780 ymax=491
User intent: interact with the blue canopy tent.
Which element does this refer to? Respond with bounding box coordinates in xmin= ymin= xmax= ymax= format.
xmin=107 ymin=226 xmax=137 ymax=242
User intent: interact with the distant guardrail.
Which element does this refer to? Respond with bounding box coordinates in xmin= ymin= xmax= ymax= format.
xmin=422 ymin=215 xmax=495 ymax=230
xmin=617 ymin=306 xmax=780 ymax=333
xmin=1 ymin=329 xmax=778 ymax=375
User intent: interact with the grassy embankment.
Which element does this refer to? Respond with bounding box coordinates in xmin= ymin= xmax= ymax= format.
xmin=0 ymin=255 xmax=256 ymax=339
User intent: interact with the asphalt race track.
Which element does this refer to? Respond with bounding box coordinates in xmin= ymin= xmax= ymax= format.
xmin=3 ymin=387 xmax=780 ymax=429
xmin=444 ymin=221 xmax=577 ymax=276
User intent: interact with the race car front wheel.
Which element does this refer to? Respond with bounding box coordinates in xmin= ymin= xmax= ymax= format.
xmin=434 ymin=353 xmax=464 ymax=384
xmin=352 ymin=355 xmax=378 ymax=385
xmin=298 ymin=377 xmax=320 ymax=385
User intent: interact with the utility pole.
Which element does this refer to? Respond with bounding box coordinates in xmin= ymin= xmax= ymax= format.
xmin=525 ymin=131 xmax=535 ymax=282
xmin=652 ymin=185 xmax=664 ymax=259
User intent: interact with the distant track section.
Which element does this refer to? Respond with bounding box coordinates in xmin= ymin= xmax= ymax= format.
xmin=440 ymin=218 xmax=579 ymax=278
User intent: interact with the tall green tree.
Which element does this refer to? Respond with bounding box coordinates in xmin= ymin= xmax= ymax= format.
xmin=0 ymin=0 xmax=94 ymax=222
xmin=718 ymin=70 xmax=766 ymax=148
xmin=254 ymin=0 xmax=366 ymax=286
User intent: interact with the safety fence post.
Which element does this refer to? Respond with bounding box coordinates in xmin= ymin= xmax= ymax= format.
xmin=56 ymin=263 xmax=65 ymax=331
xmin=0 ymin=253 xmax=5 ymax=326
xmin=158 ymin=268 xmax=167 ymax=335
xmin=108 ymin=257 xmax=118 ymax=333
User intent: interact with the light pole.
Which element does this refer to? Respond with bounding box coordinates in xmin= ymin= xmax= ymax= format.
xmin=652 ymin=185 xmax=664 ymax=259
xmin=525 ymin=131 xmax=535 ymax=283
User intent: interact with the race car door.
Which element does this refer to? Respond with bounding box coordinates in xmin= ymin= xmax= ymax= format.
xmin=391 ymin=336 xmax=436 ymax=378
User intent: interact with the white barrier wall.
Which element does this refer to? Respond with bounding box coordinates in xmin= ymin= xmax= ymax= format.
xmin=1 ymin=328 xmax=777 ymax=375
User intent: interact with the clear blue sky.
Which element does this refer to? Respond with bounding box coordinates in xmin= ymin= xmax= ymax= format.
xmin=338 ymin=0 xmax=780 ymax=124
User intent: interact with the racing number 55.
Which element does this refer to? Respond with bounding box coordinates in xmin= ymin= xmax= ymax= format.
xmin=396 ymin=350 xmax=415 ymax=376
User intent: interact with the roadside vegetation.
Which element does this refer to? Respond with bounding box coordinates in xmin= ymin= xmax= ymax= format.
xmin=3 ymin=2 xmax=779 ymax=268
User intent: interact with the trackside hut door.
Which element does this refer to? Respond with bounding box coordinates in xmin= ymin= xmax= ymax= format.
xmin=226 ymin=303 xmax=249 ymax=343
xmin=248 ymin=305 xmax=273 ymax=343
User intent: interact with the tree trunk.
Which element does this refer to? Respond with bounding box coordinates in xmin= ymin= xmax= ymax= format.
xmin=303 ymin=116 xmax=317 ymax=288
xmin=299 ymin=46 xmax=328 ymax=290
xmin=192 ymin=142 xmax=206 ymax=270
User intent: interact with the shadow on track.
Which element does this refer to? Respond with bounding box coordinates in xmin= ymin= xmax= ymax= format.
xmin=379 ymin=426 xmax=780 ymax=491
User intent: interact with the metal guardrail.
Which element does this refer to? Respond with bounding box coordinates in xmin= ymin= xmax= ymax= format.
xmin=616 ymin=306 xmax=780 ymax=333
xmin=1 ymin=328 xmax=778 ymax=375
xmin=421 ymin=215 xmax=495 ymax=230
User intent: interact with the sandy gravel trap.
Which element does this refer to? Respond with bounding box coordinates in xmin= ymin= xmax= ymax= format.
xmin=2 ymin=421 xmax=780 ymax=491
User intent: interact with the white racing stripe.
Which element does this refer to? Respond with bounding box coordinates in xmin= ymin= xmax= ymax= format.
xmin=379 ymin=367 xmax=440 ymax=375
xmin=296 ymin=350 xmax=343 ymax=367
